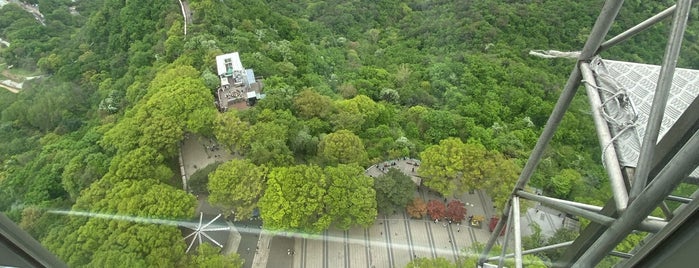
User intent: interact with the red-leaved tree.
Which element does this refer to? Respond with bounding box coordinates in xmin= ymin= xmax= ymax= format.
xmin=406 ymin=198 xmax=428 ymax=219
xmin=426 ymin=200 xmax=446 ymax=220
xmin=446 ymin=200 xmax=467 ymax=223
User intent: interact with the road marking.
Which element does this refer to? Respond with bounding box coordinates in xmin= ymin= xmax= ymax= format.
xmin=545 ymin=212 xmax=557 ymax=231
xmin=364 ymin=228 xmax=371 ymax=268
xmin=344 ymin=230 xmax=350 ymax=268
xmin=477 ymin=190 xmax=490 ymax=218
xmin=446 ymin=224 xmax=459 ymax=262
xmin=323 ymin=230 xmax=329 ymax=268
xmin=468 ymin=227 xmax=478 ymax=245
xmin=383 ymin=216 xmax=395 ymax=267
xmin=425 ymin=221 xmax=438 ymax=259
xmin=402 ymin=212 xmax=416 ymax=261
xmin=301 ymin=237 xmax=307 ymax=268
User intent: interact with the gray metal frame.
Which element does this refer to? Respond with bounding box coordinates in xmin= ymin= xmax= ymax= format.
xmin=0 ymin=213 xmax=67 ymax=268
xmin=478 ymin=0 xmax=699 ymax=267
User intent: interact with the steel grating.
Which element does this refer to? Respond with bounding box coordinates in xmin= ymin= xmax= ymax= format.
xmin=590 ymin=58 xmax=699 ymax=176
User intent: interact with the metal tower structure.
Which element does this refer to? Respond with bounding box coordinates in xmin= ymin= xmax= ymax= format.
xmin=478 ymin=0 xmax=699 ymax=267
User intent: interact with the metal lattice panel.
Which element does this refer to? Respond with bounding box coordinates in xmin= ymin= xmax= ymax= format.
xmin=591 ymin=58 xmax=699 ymax=170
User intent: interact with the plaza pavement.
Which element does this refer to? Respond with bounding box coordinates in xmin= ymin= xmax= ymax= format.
xmin=181 ymin=141 xmax=568 ymax=268
xmin=285 ymin=158 xmax=504 ymax=268
xmin=180 ymin=134 xmax=235 ymax=179
xmin=289 ymin=203 xmax=502 ymax=268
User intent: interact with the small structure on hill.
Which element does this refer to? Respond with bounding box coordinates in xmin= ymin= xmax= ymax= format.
xmin=214 ymin=52 xmax=264 ymax=111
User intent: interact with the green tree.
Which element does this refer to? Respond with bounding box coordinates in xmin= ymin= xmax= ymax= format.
xmin=214 ymin=111 xmax=251 ymax=153
xmin=188 ymin=162 xmax=222 ymax=195
xmin=186 ymin=243 xmax=244 ymax=268
xmin=241 ymin=120 xmax=294 ymax=166
xmin=258 ymin=165 xmax=331 ymax=233
xmin=248 ymin=139 xmax=294 ymax=167
xmin=293 ymin=88 xmax=332 ymax=119
xmin=379 ymin=88 xmax=400 ymax=103
xmin=103 ymin=146 xmax=173 ymax=183
xmin=481 ymin=152 xmax=521 ymax=209
xmin=44 ymin=179 xmax=196 ymax=267
xmin=418 ymin=138 xmax=487 ymax=196
xmin=290 ymin=129 xmax=320 ymax=159
xmin=324 ymin=164 xmax=377 ymax=229
xmin=330 ymin=94 xmax=384 ymax=132
xmin=330 ymin=109 xmax=365 ymax=133
xmin=420 ymin=138 xmax=519 ymax=209
xmin=550 ymin=168 xmax=582 ymax=199
xmin=544 ymin=228 xmax=579 ymax=262
xmin=318 ymin=129 xmax=369 ymax=166
xmin=101 ymin=64 xmax=217 ymax=156
xmin=374 ymin=168 xmax=415 ymax=214
xmin=208 ymin=159 xmax=267 ymax=220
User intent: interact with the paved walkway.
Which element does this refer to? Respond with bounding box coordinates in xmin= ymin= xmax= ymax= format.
xmin=181 ymin=134 xmax=235 ymax=179
xmin=178 ymin=152 xmax=567 ymax=267
xmin=289 ymin=209 xmax=500 ymax=268
xmin=0 ymin=82 xmax=19 ymax=93
xmin=365 ymin=158 xmax=422 ymax=185
xmin=178 ymin=0 xmax=192 ymax=36
xmin=280 ymin=158 xmax=503 ymax=267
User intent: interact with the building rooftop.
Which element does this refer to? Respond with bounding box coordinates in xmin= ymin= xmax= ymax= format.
xmin=214 ymin=52 xmax=264 ymax=111
xmin=215 ymin=52 xmax=244 ymax=77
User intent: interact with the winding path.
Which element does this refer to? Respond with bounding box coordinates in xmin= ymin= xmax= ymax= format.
xmin=178 ymin=0 xmax=192 ymax=36
xmin=0 ymin=83 xmax=19 ymax=93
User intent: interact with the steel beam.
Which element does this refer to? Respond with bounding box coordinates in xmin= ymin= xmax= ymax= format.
xmin=578 ymin=0 xmax=626 ymax=60
xmin=486 ymin=241 xmax=574 ymax=262
xmin=531 ymin=195 xmax=604 ymax=212
xmin=517 ymin=191 xmax=613 ymax=225
xmin=666 ymin=195 xmax=692 ymax=204
xmin=620 ymin=189 xmax=699 ymax=267
xmin=598 ymin=4 xmax=676 ymax=52
xmin=517 ymin=191 xmax=665 ymax=221
xmin=649 ymin=92 xmax=699 ymax=180
xmin=658 ymin=202 xmax=674 ymax=220
xmin=609 ymin=251 xmax=633 ymax=259
xmin=580 ymin=62 xmax=629 ymax=210
xmin=572 ymin=128 xmax=699 ymax=266
xmin=478 ymin=64 xmax=582 ymax=266
xmin=557 ymin=199 xmax=617 ymax=267
xmin=497 ymin=205 xmax=514 ymax=268
xmin=478 ymin=2 xmax=625 ymax=262
xmin=513 ymin=196 xmax=523 ymax=268
xmin=554 ymin=63 xmax=699 ymax=265
xmin=629 ymin=0 xmax=693 ymax=201
xmin=599 ymin=1 xmax=698 ymax=53
xmin=0 ymin=213 xmax=68 ymax=268
xmin=685 ymin=176 xmax=699 ymax=185
xmin=517 ymin=191 xmax=665 ymax=233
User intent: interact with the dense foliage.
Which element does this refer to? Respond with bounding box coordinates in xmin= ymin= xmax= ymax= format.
xmin=1 ymin=0 xmax=697 ymax=266
xmin=374 ymin=168 xmax=416 ymax=215
xmin=208 ymin=159 xmax=267 ymax=219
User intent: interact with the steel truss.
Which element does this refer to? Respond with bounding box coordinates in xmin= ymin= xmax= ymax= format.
xmin=477 ymin=0 xmax=699 ymax=267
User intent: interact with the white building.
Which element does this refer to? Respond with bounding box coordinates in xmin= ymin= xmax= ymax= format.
xmin=214 ymin=52 xmax=263 ymax=111
xmin=215 ymin=52 xmax=246 ymax=86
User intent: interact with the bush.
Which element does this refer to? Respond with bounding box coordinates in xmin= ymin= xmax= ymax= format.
xmin=188 ymin=162 xmax=222 ymax=195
